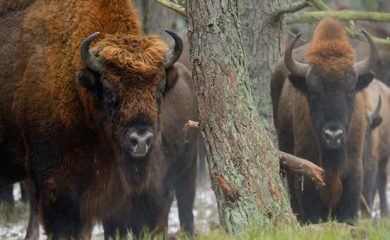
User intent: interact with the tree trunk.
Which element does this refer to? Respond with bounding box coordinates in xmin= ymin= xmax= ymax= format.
xmin=187 ymin=0 xmax=296 ymax=234
xmin=133 ymin=0 xmax=184 ymax=41
xmin=239 ymin=0 xmax=284 ymax=121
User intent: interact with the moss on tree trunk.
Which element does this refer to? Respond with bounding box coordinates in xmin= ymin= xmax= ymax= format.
xmin=187 ymin=0 xmax=296 ymax=234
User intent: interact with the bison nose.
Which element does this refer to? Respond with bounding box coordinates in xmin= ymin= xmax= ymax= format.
xmin=322 ymin=125 xmax=345 ymax=149
xmin=126 ymin=128 xmax=154 ymax=158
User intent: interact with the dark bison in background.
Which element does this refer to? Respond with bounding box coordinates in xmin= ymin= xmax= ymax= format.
xmin=0 ymin=0 xmax=182 ymax=238
xmin=272 ymin=17 xmax=378 ymax=223
xmin=103 ymin=62 xmax=199 ymax=238
xmin=361 ymin=79 xmax=390 ymax=217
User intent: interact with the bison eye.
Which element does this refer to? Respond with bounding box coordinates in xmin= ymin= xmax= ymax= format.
xmin=104 ymin=90 xmax=119 ymax=107
xmin=103 ymin=87 xmax=120 ymax=117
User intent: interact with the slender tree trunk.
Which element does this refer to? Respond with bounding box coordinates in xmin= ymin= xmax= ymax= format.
xmin=133 ymin=0 xmax=184 ymax=41
xmin=187 ymin=0 xmax=296 ymax=233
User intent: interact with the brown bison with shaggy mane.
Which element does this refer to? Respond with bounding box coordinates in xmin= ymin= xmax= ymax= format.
xmin=0 ymin=0 xmax=183 ymax=238
xmin=102 ymin=62 xmax=199 ymax=238
xmin=271 ymin=18 xmax=378 ymax=223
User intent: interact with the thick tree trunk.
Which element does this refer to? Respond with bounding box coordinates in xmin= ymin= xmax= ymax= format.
xmin=187 ymin=0 xmax=296 ymax=233
xmin=239 ymin=0 xmax=284 ymax=120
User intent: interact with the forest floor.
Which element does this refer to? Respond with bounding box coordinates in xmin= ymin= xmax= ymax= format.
xmin=0 ymin=179 xmax=389 ymax=239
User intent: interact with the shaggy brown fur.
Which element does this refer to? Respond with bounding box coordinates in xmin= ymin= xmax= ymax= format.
xmin=305 ymin=18 xmax=356 ymax=77
xmin=272 ymin=18 xmax=371 ymax=223
xmin=103 ymin=62 xmax=199 ymax=238
xmin=0 ymin=0 xmax=178 ymax=238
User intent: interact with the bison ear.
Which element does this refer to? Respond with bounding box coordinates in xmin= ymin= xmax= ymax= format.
xmin=164 ymin=62 xmax=191 ymax=94
xmin=356 ymin=72 xmax=374 ymax=91
xmin=78 ymin=69 xmax=100 ymax=91
xmin=288 ymin=74 xmax=307 ymax=93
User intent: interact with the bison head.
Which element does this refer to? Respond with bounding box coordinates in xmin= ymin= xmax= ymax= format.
xmin=77 ymin=30 xmax=182 ymax=161
xmin=285 ymin=30 xmax=378 ymax=150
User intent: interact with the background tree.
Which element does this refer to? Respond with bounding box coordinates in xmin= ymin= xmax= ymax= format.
xmin=133 ymin=0 xmax=185 ymax=41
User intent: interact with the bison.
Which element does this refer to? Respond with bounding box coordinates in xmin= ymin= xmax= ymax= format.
xmin=102 ymin=62 xmax=199 ymax=238
xmin=271 ymin=18 xmax=378 ymax=223
xmin=361 ymin=79 xmax=390 ymax=217
xmin=0 ymin=0 xmax=183 ymax=238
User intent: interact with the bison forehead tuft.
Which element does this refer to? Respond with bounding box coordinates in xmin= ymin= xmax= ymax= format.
xmin=304 ymin=18 xmax=356 ymax=78
xmin=95 ymin=34 xmax=168 ymax=77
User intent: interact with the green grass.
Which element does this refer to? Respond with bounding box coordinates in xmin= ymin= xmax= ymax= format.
xmin=180 ymin=219 xmax=390 ymax=240
xmin=1 ymin=202 xmax=390 ymax=240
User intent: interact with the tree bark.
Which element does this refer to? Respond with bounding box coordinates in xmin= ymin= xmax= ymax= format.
xmin=238 ymin=0 xmax=284 ymax=121
xmin=187 ymin=0 xmax=296 ymax=234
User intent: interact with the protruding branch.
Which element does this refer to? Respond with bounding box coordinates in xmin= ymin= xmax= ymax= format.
xmin=154 ymin=0 xmax=186 ymax=16
xmin=184 ymin=120 xmax=200 ymax=129
xmin=279 ymin=151 xmax=325 ymax=189
xmin=184 ymin=121 xmax=325 ymax=187
xmin=273 ymin=0 xmax=312 ymax=21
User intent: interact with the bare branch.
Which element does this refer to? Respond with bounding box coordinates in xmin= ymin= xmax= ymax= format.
xmin=360 ymin=194 xmax=371 ymax=217
xmin=183 ymin=121 xmax=325 ymax=188
xmin=301 ymin=0 xmax=390 ymax=45
xmin=279 ymin=151 xmax=325 ymax=189
xmin=184 ymin=120 xmax=200 ymax=129
xmin=273 ymin=0 xmax=312 ymax=21
xmin=287 ymin=10 xmax=390 ymax=24
xmin=154 ymin=0 xmax=186 ymax=16
xmin=309 ymin=0 xmax=330 ymax=11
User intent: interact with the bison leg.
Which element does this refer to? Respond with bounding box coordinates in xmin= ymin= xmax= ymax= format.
xmin=334 ymin=172 xmax=362 ymax=223
xmin=361 ymin=157 xmax=378 ymax=217
xmin=289 ymin=174 xmax=329 ymax=223
xmin=40 ymin=192 xmax=87 ymax=239
xmin=103 ymin=210 xmax=129 ymax=240
xmin=175 ymin=154 xmax=196 ymax=235
xmin=129 ymin=190 xmax=173 ymax=238
xmin=0 ymin=162 xmax=26 ymax=188
xmin=377 ymin=157 xmax=389 ymax=217
xmin=24 ymin=179 xmax=39 ymax=240
xmin=21 ymin=180 xmax=29 ymax=203
xmin=0 ymin=184 xmax=14 ymax=206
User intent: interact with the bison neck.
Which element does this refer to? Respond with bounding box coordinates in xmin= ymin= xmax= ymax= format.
xmin=80 ymin=131 xmax=150 ymax=221
xmin=319 ymin=148 xmax=345 ymax=209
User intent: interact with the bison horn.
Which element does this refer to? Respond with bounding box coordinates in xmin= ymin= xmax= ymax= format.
xmin=284 ymin=32 xmax=310 ymax=78
xmin=164 ymin=29 xmax=183 ymax=69
xmin=80 ymin=32 xmax=105 ymax=73
xmin=354 ymin=30 xmax=379 ymax=76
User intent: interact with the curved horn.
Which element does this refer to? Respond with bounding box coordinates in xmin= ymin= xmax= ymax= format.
xmin=80 ymin=32 xmax=104 ymax=73
xmin=354 ymin=30 xmax=379 ymax=76
xmin=284 ymin=32 xmax=310 ymax=78
xmin=164 ymin=29 xmax=183 ymax=69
